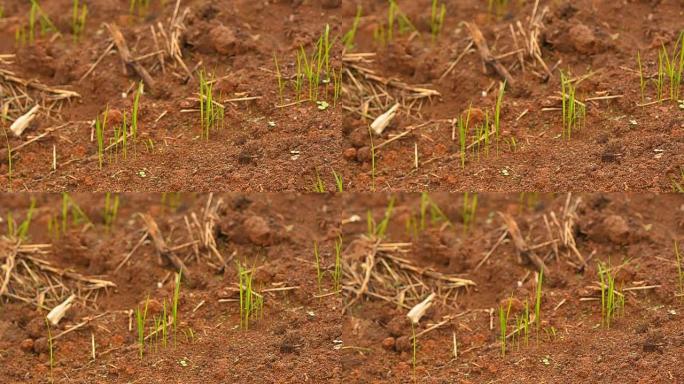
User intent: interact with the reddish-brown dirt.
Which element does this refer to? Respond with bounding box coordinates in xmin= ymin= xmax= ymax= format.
xmin=0 ymin=193 xmax=343 ymax=383
xmin=339 ymin=0 xmax=684 ymax=192
xmin=0 ymin=0 xmax=346 ymax=192
xmin=342 ymin=192 xmax=684 ymax=383
xmin=0 ymin=1 xmax=681 ymax=192
xmin=1 ymin=193 xmax=682 ymax=383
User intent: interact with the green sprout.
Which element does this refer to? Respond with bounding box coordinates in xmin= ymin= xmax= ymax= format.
xmin=560 ymin=71 xmax=586 ymax=139
xmin=430 ymin=0 xmax=446 ymax=41
xmin=198 ymin=70 xmax=224 ymax=140
xmin=71 ymin=0 xmax=87 ymax=41
xmin=135 ymin=297 xmax=149 ymax=358
xmin=274 ymin=53 xmax=285 ymax=104
xmin=95 ymin=107 xmax=108 ymax=169
xmin=342 ymin=5 xmax=362 ymax=50
xmin=45 ymin=317 xmax=54 ymax=383
xmin=313 ymin=170 xmax=326 ymax=193
xmin=494 ymin=81 xmax=506 ymax=154
xmin=132 ymin=82 xmax=143 ymax=142
xmin=103 ymin=193 xmax=119 ymax=230
xmin=333 ymin=236 xmax=342 ymax=292
xmin=172 ymin=270 xmax=182 ymax=344
xmin=597 ymin=262 xmax=625 ymax=328
xmin=237 ymin=262 xmax=263 ymax=330
xmin=534 ymin=268 xmax=543 ymax=337
xmin=332 ymin=170 xmax=344 ymax=192
xmin=461 ymin=192 xmax=478 ymax=232
xmin=637 ymin=51 xmax=646 ymax=103
xmin=367 ymin=197 xmax=395 ymax=238
xmin=313 ymin=241 xmax=323 ymax=292
xmin=499 ymin=296 xmax=513 ymax=356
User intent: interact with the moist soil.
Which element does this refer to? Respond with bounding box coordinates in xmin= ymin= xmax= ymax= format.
xmin=0 ymin=1 xmax=682 ymax=192
xmin=0 ymin=192 xmax=683 ymax=383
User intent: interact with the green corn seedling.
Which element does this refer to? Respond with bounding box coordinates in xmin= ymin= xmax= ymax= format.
xmin=534 ymin=269 xmax=543 ymax=338
xmin=172 ymin=270 xmax=182 ymax=344
xmin=494 ymin=82 xmax=506 ymax=154
xmin=430 ymin=0 xmax=446 ymax=41
xmin=333 ymin=236 xmax=342 ymax=292
xmin=161 ymin=300 xmax=168 ymax=348
xmin=198 ymin=70 xmax=224 ymax=140
xmin=237 ymin=262 xmax=262 ymax=330
xmin=637 ymin=51 xmax=646 ymax=103
xmin=45 ymin=317 xmax=54 ymax=383
xmin=103 ymin=192 xmax=119 ymax=230
xmin=274 ymin=53 xmax=285 ymax=104
xmin=332 ymin=170 xmax=344 ymax=192
xmin=597 ymin=262 xmax=624 ymax=328
xmin=560 ymin=71 xmax=585 ymax=139
xmin=95 ymin=107 xmax=108 ymax=168
xmin=342 ymin=6 xmax=362 ymax=50
xmin=313 ymin=170 xmax=326 ymax=193
xmin=457 ymin=106 xmax=471 ymax=168
xmin=132 ymin=82 xmax=143 ymax=142
xmin=386 ymin=0 xmax=417 ymax=43
xmin=332 ymin=68 xmax=342 ymax=107
xmin=499 ymin=297 xmax=512 ymax=356
xmin=71 ymin=0 xmax=87 ymax=41
xmin=461 ymin=192 xmax=478 ymax=232
xmin=371 ymin=197 xmax=395 ymax=238
xmin=313 ymin=241 xmax=323 ymax=292
xmin=60 ymin=193 xmax=91 ymax=234
xmin=135 ymin=297 xmax=149 ymax=358
xmin=15 ymin=198 xmax=36 ymax=240
xmin=27 ymin=1 xmax=57 ymax=44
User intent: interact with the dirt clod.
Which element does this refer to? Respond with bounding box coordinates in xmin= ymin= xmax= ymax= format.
xmin=568 ymin=23 xmax=603 ymax=54
xmin=33 ymin=337 xmax=48 ymax=354
xmin=244 ymin=216 xmax=273 ymax=246
xmin=20 ymin=338 xmax=34 ymax=353
xmin=381 ymin=337 xmax=396 ymax=351
xmin=394 ymin=335 xmax=411 ymax=352
xmin=209 ymin=25 xmax=240 ymax=56
xmin=343 ymin=147 xmax=358 ymax=161
xmin=356 ymin=146 xmax=372 ymax=163
xmin=601 ymin=214 xmax=630 ymax=244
